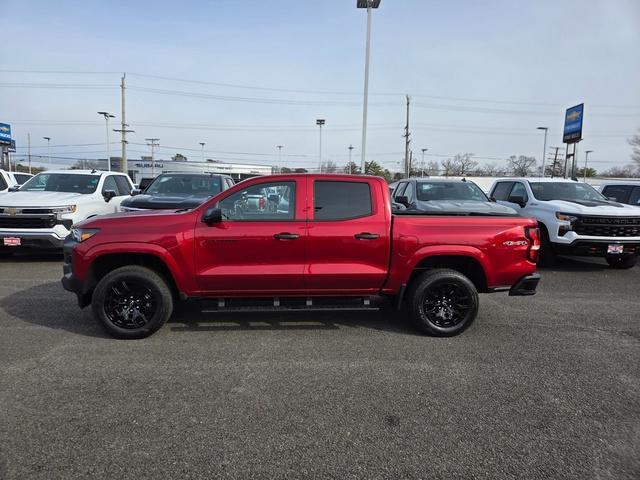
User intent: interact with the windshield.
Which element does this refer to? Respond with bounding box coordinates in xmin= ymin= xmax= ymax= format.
xmin=529 ymin=182 xmax=606 ymax=201
xmin=417 ymin=182 xmax=488 ymax=202
xmin=20 ymin=173 xmax=100 ymax=193
xmin=145 ymin=175 xmax=222 ymax=196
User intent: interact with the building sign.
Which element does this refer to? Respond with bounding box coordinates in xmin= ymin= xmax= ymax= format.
xmin=0 ymin=123 xmax=11 ymax=145
xmin=563 ymin=103 xmax=583 ymax=144
xmin=135 ymin=162 xmax=164 ymax=168
xmin=8 ymin=139 xmax=16 ymax=152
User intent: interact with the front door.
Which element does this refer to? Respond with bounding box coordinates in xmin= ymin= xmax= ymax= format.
xmin=194 ymin=179 xmax=306 ymax=295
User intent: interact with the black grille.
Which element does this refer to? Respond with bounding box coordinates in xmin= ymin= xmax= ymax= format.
xmin=574 ymin=216 xmax=640 ymax=237
xmin=0 ymin=216 xmax=57 ymax=229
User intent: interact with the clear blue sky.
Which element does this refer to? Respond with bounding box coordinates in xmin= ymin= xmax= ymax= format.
xmin=1 ymin=0 xmax=639 ymax=172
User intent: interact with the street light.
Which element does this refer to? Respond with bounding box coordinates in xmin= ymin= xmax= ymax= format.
xmin=316 ymin=119 xmax=325 ymax=172
xmin=357 ymin=0 xmax=381 ymax=175
xmin=276 ymin=145 xmax=284 ymax=172
xmin=200 ymin=142 xmax=206 ymax=163
xmin=348 ymin=144 xmax=355 ymax=174
xmin=421 ymin=148 xmax=428 ymax=177
xmin=536 ymin=127 xmax=548 ymax=177
xmin=42 ymin=137 xmax=51 ymax=167
xmin=583 ymin=150 xmax=593 ymax=182
xmin=98 ymin=112 xmax=115 ymax=171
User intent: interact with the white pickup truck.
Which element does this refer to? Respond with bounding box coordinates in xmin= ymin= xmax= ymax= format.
xmin=0 ymin=170 xmax=133 ymax=252
xmin=489 ymin=178 xmax=640 ymax=268
xmin=0 ymin=169 xmax=33 ymax=193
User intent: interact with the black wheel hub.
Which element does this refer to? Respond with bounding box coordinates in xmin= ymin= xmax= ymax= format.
xmin=422 ymin=281 xmax=471 ymax=328
xmin=104 ymin=279 xmax=158 ymax=329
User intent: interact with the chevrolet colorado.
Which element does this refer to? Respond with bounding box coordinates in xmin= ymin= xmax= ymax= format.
xmin=62 ymin=174 xmax=540 ymax=339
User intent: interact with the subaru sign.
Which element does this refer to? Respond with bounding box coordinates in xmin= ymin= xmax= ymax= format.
xmin=0 ymin=123 xmax=11 ymax=145
xmin=563 ymin=103 xmax=583 ymax=144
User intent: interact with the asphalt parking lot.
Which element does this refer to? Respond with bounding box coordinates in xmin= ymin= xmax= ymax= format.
xmin=0 ymin=255 xmax=638 ymax=480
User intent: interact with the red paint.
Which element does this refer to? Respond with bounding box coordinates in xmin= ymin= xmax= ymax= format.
xmin=69 ymin=174 xmax=538 ymax=297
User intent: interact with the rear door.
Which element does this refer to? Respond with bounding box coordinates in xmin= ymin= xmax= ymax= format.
xmin=305 ymin=178 xmax=390 ymax=293
xmin=193 ymin=178 xmax=307 ymax=295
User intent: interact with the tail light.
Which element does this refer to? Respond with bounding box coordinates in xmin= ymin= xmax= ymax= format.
xmin=525 ymin=227 xmax=540 ymax=263
xmin=259 ymin=197 xmax=266 ymax=210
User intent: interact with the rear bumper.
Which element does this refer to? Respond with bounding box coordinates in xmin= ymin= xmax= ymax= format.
xmin=508 ymin=273 xmax=540 ymax=296
xmin=0 ymin=229 xmax=66 ymax=249
xmin=552 ymin=240 xmax=640 ymax=257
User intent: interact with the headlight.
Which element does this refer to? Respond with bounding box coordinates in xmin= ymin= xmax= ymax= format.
xmin=52 ymin=205 xmax=77 ymax=214
xmin=556 ymin=212 xmax=578 ymax=222
xmin=70 ymin=227 xmax=100 ymax=242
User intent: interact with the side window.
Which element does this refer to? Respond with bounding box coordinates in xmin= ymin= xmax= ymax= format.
xmin=102 ymin=175 xmax=118 ymax=194
xmin=403 ymin=182 xmax=415 ymax=202
xmin=314 ymin=181 xmax=372 ymax=221
xmin=393 ymin=182 xmax=408 ymax=200
xmin=491 ymin=182 xmax=514 ymax=201
xmin=218 ymin=181 xmax=295 ymax=221
xmin=225 ymin=178 xmax=235 ymax=189
xmin=509 ymin=182 xmax=528 ymax=202
xmin=14 ymin=174 xmax=31 ymax=185
xmin=114 ymin=176 xmax=132 ymax=196
xmin=0 ymin=174 xmax=7 ymax=190
xmin=628 ymin=187 xmax=640 ymax=206
xmin=602 ymin=185 xmax=631 ymax=203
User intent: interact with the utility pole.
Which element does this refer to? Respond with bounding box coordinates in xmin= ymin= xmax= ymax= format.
xmin=27 ymin=133 xmax=31 ymax=173
xmin=583 ymin=150 xmax=593 ymax=182
xmin=348 ymin=144 xmax=354 ymax=174
xmin=421 ymin=148 xmax=428 ymax=177
xmin=550 ymin=146 xmax=561 ymax=178
xmin=43 ymin=137 xmax=51 ymax=168
xmin=200 ymin=142 xmax=206 ymax=163
xmin=403 ymin=95 xmax=411 ymax=178
xmin=276 ymin=145 xmax=283 ymax=171
xmin=536 ymin=127 xmax=548 ymax=177
xmin=113 ymin=74 xmax=134 ymax=174
xmin=146 ymin=138 xmax=160 ymax=177
xmin=316 ymin=119 xmax=325 ymax=173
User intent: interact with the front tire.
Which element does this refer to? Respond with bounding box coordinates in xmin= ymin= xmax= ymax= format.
xmin=91 ymin=265 xmax=174 ymax=339
xmin=606 ymin=254 xmax=638 ymax=269
xmin=537 ymin=226 xmax=557 ymax=267
xmin=406 ymin=269 xmax=479 ymax=336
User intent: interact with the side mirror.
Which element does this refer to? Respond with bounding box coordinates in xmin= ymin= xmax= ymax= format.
xmin=606 ymin=196 xmax=617 ymax=202
xmin=103 ymin=190 xmax=117 ymax=202
xmin=489 ymin=196 xmax=497 ymax=202
xmin=395 ymin=195 xmax=409 ymax=207
xmin=203 ymin=206 xmax=223 ymax=225
xmin=508 ymin=194 xmax=526 ymax=208
xmin=8 ymin=186 xmax=20 ymax=192
xmin=131 ymin=188 xmax=142 ymax=196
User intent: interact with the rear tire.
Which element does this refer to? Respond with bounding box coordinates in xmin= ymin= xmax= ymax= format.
xmin=91 ymin=265 xmax=174 ymax=339
xmin=405 ymin=269 xmax=479 ymax=336
xmin=606 ymin=254 xmax=638 ymax=269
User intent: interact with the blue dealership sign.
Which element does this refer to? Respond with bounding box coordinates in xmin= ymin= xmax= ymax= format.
xmin=563 ymin=104 xmax=583 ymax=144
xmin=0 ymin=123 xmax=11 ymax=145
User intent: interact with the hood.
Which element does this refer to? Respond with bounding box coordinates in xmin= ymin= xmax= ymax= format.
xmin=413 ymin=200 xmax=517 ymax=215
xmin=76 ymin=208 xmax=184 ymax=228
xmin=121 ymin=193 xmax=211 ymax=210
xmin=545 ymin=199 xmax=640 ymax=215
xmin=0 ymin=190 xmax=86 ymax=207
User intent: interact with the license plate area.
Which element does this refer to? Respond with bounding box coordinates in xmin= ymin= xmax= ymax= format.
xmin=3 ymin=237 xmax=21 ymax=247
xmin=607 ymin=244 xmax=624 ymax=254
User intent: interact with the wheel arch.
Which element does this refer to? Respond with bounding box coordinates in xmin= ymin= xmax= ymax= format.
xmin=408 ymin=254 xmax=488 ymax=293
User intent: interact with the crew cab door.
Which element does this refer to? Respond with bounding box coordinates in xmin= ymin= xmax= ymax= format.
xmin=492 ymin=181 xmax=529 ymax=210
xmin=305 ymin=178 xmax=390 ymax=293
xmin=193 ymin=178 xmax=307 ymax=295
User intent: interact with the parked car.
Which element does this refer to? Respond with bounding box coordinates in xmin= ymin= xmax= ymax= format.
xmin=392 ymin=178 xmax=516 ymax=215
xmin=62 ymin=174 xmax=540 ymax=339
xmin=489 ymin=178 xmax=640 ymax=268
xmin=596 ymin=181 xmax=640 ymax=206
xmin=0 ymin=170 xmax=133 ymax=252
xmin=120 ymin=173 xmax=234 ymax=211
xmin=0 ymin=169 xmax=33 ymax=193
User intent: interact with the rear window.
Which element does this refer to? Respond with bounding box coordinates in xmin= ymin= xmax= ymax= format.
xmin=14 ymin=174 xmax=31 ymax=185
xmin=314 ymin=181 xmax=372 ymax=220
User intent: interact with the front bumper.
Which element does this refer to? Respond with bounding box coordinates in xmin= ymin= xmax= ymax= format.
xmin=552 ymin=240 xmax=640 ymax=257
xmin=61 ymin=237 xmax=91 ymax=307
xmin=0 ymin=229 xmax=66 ymax=249
xmin=509 ymin=273 xmax=540 ymax=296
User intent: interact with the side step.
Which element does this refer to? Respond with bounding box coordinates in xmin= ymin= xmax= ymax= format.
xmin=200 ymin=296 xmax=379 ymax=313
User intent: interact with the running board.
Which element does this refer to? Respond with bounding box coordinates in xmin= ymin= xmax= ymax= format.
xmin=200 ymin=296 xmax=379 ymax=313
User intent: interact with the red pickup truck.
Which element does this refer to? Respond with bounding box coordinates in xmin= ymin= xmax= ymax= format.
xmin=62 ymin=174 xmax=540 ymax=339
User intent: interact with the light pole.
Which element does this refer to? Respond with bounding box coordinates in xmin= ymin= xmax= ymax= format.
xmin=421 ymin=148 xmax=428 ymax=177
xmin=98 ymin=112 xmax=115 ymax=171
xmin=43 ymin=136 xmax=51 ymax=167
xmin=276 ymin=145 xmax=284 ymax=171
xmin=537 ymin=127 xmax=548 ymax=177
xmin=357 ymin=0 xmax=381 ymax=174
xmin=145 ymin=138 xmax=160 ymax=177
xmin=316 ymin=119 xmax=325 ymax=172
xmin=348 ymin=144 xmax=354 ymax=174
xmin=200 ymin=142 xmax=206 ymax=163
xmin=583 ymin=150 xmax=593 ymax=182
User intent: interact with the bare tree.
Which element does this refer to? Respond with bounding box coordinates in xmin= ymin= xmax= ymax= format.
xmin=453 ymin=153 xmax=478 ymax=175
xmin=71 ymin=159 xmax=101 ymax=170
xmin=440 ymin=158 xmax=457 ymax=176
xmin=320 ymin=160 xmax=339 ymax=173
xmin=426 ymin=160 xmax=440 ymax=176
xmin=629 ymin=129 xmax=640 ymax=170
xmin=507 ymin=155 xmax=537 ymax=176
xmin=602 ymin=164 xmax=637 ymax=178
xmin=478 ymin=162 xmax=503 ymax=176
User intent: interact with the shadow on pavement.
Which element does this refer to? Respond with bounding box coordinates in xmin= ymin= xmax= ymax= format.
xmin=538 ymin=255 xmax=611 ymax=273
xmin=0 ymin=251 xmax=63 ymax=263
xmin=1 ymin=281 xmax=420 ymax=337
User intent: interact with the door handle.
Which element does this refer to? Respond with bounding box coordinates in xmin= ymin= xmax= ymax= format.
xmin=274 ymin=232 xmax=300 ymax=240
xmin=355 ymin=232 xmax=380 ymax=240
